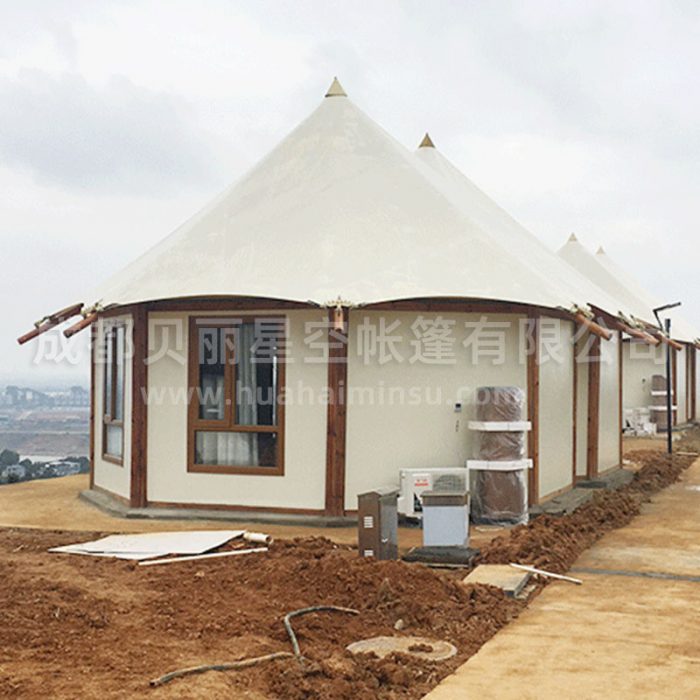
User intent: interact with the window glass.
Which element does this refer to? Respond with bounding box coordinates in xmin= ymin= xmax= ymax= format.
xmin=114 ymin=326 xmax=125 ymax=421
xmin=105 ymin=424 xmax=123 ymax=458
xmin=104 ymin=331 xmax=113 ymax=417
xmin=198 ymin=327 xmax=226 ymax=420
xmin=234 ymin=321 xmax=278 ymax=426
xmin=194 ymin=431 xmax=277 ymax=467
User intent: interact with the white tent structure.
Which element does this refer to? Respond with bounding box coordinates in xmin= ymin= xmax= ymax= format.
xmin=94 ymin=81 xmax=576 ymax=311
xmin=20 ymin=79 xmax=630 ymax=519
xmin=413 ymin=138 xmax=630 ymax=486
xmin=558 ymin=237 xmax=699 ymax=428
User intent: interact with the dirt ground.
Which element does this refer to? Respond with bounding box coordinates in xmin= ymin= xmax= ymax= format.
xmin=0 ymin=474 xmax=504 ymax=552
xmin=0 ymin=531 xmax=526 ymax=699
xmin=0 ymin=435 xmax=697 ymax=699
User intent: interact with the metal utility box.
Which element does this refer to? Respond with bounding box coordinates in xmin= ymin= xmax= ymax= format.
xmin=357 ymin=487 xmax=398 ymax=560
xmin=421 ymin=490 xmax=470 ymax=547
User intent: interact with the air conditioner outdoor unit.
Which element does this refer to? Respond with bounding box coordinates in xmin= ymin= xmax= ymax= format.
xmin=397 ymin=468 xmax=469 ymax=519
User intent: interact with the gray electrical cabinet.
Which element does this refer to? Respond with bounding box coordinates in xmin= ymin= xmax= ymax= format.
xmin=357 ymin=487 xmax=398 ymax=560
xmin=421 ymin=490 xmax=470 ymax=547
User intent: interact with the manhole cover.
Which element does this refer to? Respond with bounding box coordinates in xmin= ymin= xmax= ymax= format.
xmin=346 ymin=636 xmax=457 ymax=661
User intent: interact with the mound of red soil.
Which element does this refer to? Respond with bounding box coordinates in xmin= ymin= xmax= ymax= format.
xmin=0 ymin=443 xmax=696 ymax=699
xmin=479 ymin=450 xmax=696 ymax=573
xmin=0 ymin=531 xmax=522 ymax=699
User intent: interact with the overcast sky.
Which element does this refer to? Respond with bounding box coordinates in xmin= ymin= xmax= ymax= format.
xmin=2 ymin=0 xmax=699 ymax=387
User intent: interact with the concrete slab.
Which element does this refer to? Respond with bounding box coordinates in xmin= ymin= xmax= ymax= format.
xmin=80 ymin=488 xmax=354 ymax=527
xmin=461 ymin=564 xmax=531 ymax=597
xmin=531 ymin=468 xmax=635 ymax=518
xmin=530 ymin=487 xmax=593 ymax=517
xmin=576 ymin=467 xmax=635 ymax=490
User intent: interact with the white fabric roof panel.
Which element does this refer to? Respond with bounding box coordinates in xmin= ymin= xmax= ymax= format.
xmin=413 ymin=142 xmax=622 ymax=315
xmin=594 ymin=247 xmax=699 ymax=342
xmin=91 ymin=87 xmax=587 ymax=312
xmin=558 ymin=236 xmax=698 ymax=342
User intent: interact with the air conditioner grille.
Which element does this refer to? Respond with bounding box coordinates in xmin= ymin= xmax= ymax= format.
xmin=433 ymin=473 xmax=467 ymax=492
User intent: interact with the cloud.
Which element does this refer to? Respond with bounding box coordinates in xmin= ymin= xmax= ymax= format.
xmin=0 ymin=70 xmax=224 ymax=194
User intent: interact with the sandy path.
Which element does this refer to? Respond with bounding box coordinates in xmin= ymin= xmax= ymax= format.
xmin=423 ymin=456 xmax=700 ymax=699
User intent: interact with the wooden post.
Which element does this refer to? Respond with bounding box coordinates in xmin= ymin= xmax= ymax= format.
xmin=130 ymin=305 xmax=148 ymax=508
xmin=526 ymin=315 xmax=539 ymax=506
xmin=325 ymin=307 xmax=349 ymax=517
xmin=586 ymin=334 xmax=601 ymax=478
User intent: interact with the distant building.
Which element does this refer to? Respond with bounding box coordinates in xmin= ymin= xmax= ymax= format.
xmin=0 ymin=385 xmax=89 ymax=408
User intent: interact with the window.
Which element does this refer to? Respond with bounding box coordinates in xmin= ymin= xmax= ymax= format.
xmin=103 ymin=324 xmax=126 ymax=463
xmin=188 ymin=318 xmax=285 ymax=475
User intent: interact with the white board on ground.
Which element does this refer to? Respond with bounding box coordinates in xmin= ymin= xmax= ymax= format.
xmin=49 ymin=530 xmax=245 ymax=560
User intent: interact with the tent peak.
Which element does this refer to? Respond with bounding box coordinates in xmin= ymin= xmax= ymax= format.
xmin=418 ymin=132 xmax=435 ymax=149
xmin=568 ymin=233 xmax=578 ymax=243
xmin=325 ymin=77 xmax=347 ymax=98
xmin=596 ymin=245 xmax=606 ymax=255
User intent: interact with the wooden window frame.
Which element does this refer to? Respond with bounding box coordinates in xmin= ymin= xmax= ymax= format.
xmin=187 ymin=316 xmax=286 ymax=476
xmin=102 ymin=322 xmax=126 ymax=465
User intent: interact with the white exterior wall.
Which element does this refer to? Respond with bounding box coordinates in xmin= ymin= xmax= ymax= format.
xmin=599 ymin=332 xmax=621 ymax=472
xmin=696 ymin=348 xmax=700 ymax=421
xmin=344 ymin=312 xmax=529 ymax=511
xmin=94 ymin=307 xmax=585 ymax=512
xmin=92 ymin=314 xmax=133 ymax=500
xmin=145 ymin=310 xmax=328 ymax=510
xmin=537 ymin=320 xmax=574 ymax=499
xmin=622 ymin=340 xmax=664 ymax=413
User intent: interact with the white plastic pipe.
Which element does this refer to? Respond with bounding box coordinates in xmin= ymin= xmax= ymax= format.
xmin=510 ymin=563 xmax=583 ymax=585
xmin=244 ymin=532 xmax=272 ymax=544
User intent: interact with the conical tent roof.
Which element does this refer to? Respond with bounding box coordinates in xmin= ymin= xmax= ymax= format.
xmin=413 ymin=139 xmax=621 ymax=315
xmin=91 ymin=82 xmax=583 ymax=311
xmin=594 ymin=247 xmax=699 ymax=342
xmin=558 ymin=235 xmax=697 ymax=342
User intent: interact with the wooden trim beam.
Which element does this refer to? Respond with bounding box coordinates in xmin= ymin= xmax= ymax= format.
xmin=146 ymin=500 xmax=329 ymax=517
xmin=362 ymin=298 xmax=572 ymax=320
xmin=17 ymin=302 xmax=83 ymax=344
xmin=325 ymin=307 xmax=349 ymax=516
xmin=526 ymin=315 xmax=540 ymax=506
xmin=64 ymin=313 xmax=98 ymax=338
xmin=638 ymin=324 xmax=684 ymax=351
xmin=130 ymin=305 xmax=148 ymax=508
xmin=147 ymin=297 xmax=315 ymax=314
xmin=621 ymin=325 xmax=659 ymax=345
xmin=590 ymin=306 xmax=659 ymax=346
xmin=574 ymin=312 xmax=613 ymax=341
